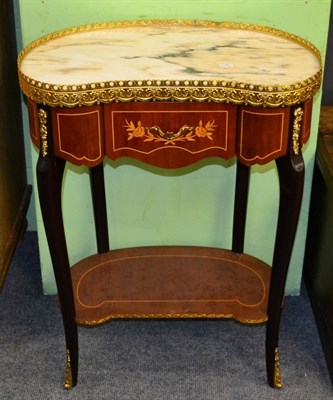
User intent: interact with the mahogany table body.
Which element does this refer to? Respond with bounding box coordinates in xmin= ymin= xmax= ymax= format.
xmin=18 ymin=20 xmax=322 ymax=389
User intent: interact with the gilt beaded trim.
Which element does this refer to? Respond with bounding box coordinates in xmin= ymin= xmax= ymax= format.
xmin=18 ymin=19 xmax=322 ymax=108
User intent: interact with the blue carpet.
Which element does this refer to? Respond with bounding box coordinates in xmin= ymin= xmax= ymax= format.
xmin=0 ymin=232 xmax=332 ymax=399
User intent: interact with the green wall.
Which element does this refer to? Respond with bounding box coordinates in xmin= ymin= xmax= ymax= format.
xmin=19 ymin=0 xmax=331 ymax=295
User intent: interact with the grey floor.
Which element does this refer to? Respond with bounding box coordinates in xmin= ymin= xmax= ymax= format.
xmin=0 ymin=232 xmax=332 ymax=399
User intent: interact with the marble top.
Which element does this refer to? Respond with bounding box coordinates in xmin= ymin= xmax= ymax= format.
xmin=18 ymin=20 xmax=322 ymax=107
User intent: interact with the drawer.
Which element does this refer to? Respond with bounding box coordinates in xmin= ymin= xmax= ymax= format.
xmin=28 ymin=100 xmax=312 ymax=168
xmin=104 ymin=102 xmax=237 ymax=168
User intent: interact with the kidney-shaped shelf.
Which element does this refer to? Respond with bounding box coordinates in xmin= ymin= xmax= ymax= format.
xmin=70 ymin=246 xmax=271 ymax=325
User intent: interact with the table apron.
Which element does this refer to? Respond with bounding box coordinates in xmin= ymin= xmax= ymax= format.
xmin=28 ymin=99 xmax=313 ymax=167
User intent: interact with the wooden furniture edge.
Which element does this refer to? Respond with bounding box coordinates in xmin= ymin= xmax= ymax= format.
xmin=0 ymin=185 xmax=32 ymax=291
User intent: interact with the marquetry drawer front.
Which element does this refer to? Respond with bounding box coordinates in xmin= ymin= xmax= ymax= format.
xmin=52 ymin=105 xmax=105 ymax=167
xmin=236 ymin=106 xmax=291 ymax=165
xmin=104 ymin=102 xmax=237 ymax=168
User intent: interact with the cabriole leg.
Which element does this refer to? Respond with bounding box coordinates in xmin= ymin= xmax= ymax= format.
xmin=266 ymin=106 xmax=305 ymax=388
xmin=36 ymin=106 xmax=78 ymax=389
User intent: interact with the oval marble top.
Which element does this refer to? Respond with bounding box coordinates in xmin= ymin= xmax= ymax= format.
xmin=18 ymin=20 xmax=322 ymax=107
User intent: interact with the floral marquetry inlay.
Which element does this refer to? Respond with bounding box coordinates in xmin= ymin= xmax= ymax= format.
xmin=124 ymin=119 xmax=216 ymax=145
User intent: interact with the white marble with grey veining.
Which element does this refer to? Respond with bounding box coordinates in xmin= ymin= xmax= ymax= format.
xmin=20 ymin=24 xmax=321 ymax=87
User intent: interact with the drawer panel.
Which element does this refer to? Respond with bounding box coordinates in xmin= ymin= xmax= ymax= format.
xmin=301 ymin=98 xmax=313 ymax=146
xmin=236 ymin=106 xmax=291 ymax=165
xmin=52 ymin=105 xmax=105 ymax=167
xmin=27 ymin=99 xmax=40 ymax=147
xmin=105 ymin=102 xmax=237 ymax=168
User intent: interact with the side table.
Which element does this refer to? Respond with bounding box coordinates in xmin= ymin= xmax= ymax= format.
xmin=18 ymin=20 xmax=322 ymax=389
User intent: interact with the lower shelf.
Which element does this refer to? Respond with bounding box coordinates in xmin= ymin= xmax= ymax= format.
xmin=70 ymin=246 xmax=271 ymax=325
